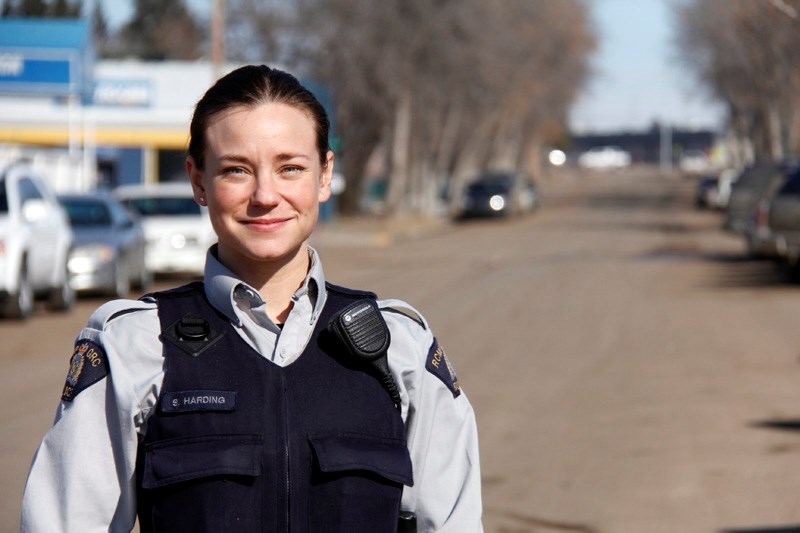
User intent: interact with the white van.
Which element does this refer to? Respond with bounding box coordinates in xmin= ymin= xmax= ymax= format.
xmin=114 ymin=182 xmax=216 ymax=277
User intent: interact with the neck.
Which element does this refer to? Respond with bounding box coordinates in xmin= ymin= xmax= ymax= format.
xmin=219 ymin=243 xmax=311 ymax=324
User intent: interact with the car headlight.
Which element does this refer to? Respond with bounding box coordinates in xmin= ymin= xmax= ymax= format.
xmin=489 ymin=195 xmax=506 ymax=211
xmin=170 ymin=234 xmax=187 ymax=249
xmin=69 ymin=244 xmax=116 ymax=273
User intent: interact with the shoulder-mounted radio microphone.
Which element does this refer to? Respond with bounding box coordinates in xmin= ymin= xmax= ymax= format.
xmin=327 ymin=299 xmax=401 ymax=408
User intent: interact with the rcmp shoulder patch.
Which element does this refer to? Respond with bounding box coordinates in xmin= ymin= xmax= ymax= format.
xmin=425 ymin=339 xmax=461 ymax=398
xmin=61 ymin=340 xmax=109 ymax=402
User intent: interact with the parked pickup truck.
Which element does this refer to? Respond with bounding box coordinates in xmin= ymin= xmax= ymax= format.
xmin=0 ymin=162 xmax=75 ymax=319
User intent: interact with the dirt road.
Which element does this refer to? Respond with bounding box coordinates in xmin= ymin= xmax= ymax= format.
xmin=4 ymin=166 xmax=800 ymax=532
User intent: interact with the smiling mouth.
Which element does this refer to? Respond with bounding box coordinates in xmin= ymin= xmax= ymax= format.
xmin=243 ymin=218 xmax=291 ymax=231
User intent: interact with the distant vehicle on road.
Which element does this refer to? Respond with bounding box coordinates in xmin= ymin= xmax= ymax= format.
xmin=0 ymin=162 xmax=74 ymax=319
xmin=58 ymin=192 xmax=151 ymax=298
xmin=679 ymin=149 xmax=713 ymax=175
xmin=695 ymin=169 xmax=736 ymax=210
xmin=115 ymin=182 xmax=215 ymax=277
xmin=577 ymin=146 xmax=631 ymax=170
xmin=454 ymin=172 xmax=539 ymax=220
xmin=695 ymin=175 xmax=720 ymax=209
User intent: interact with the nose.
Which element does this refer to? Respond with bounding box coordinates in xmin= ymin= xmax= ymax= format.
xmin=251 ymin=173 xmax=280 ymax=207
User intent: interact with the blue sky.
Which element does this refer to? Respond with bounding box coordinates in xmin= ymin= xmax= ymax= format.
xmin=97 ymin=0 xmax=726 ymax=134
xmin=568 ymin=0 xmax=726 ymax=133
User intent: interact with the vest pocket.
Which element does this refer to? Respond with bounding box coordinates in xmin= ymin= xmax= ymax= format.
xmin=139 ymin=434 xmax=264 ymax=532
xmin=308 ymin=432 xmax=413 ymax=532
xmin=142 ymin=433 xmax=263 ymax=488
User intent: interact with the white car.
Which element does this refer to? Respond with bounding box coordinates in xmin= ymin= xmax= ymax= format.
xmin=114 ymin=182 xmax=216 ymax=277
xmin=0 ymin=162 xmax=75 ymax=319
xmin=679 ymin=149 xmax=713 ymax=175
xmin=578 ymin=146 xmax=632 ymax=169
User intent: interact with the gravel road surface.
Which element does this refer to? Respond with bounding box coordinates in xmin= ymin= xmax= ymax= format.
xmin=3 ymin=166 xmax=800 ymax=532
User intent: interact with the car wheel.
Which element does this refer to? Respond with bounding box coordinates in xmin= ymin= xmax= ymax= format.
xmin=111 ymin=263 xmax=131 ymax=299
xmin=6 ymin=262 xmax=34 ymax=320
xmin=49 ymin=263 xmax=75 ymax=311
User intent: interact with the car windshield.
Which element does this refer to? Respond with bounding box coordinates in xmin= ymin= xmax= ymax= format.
xmin=467 ymin=181 xmax=510 ymax=195
xmin=123 ymin=197 xmax=200 ymax=217
xmin=778 ymin=170 xmax=800 ymax=196
xmin=61 ymin=199 xmax=112 ymax=226
xmin=0 ymin=179 xmax=7 ymax=213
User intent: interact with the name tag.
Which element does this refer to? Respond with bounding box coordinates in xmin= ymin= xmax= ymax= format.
xmin=161 ymin=390 xmax=237 ymax=413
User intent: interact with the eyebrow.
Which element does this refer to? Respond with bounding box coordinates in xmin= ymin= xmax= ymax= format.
xmin=275 ymin=153 xmax=312 ymax=162
xmin=218 ymin=153 xmax=312 ymax=163
xmin=218 ymin=154 xmax=250 ymax=164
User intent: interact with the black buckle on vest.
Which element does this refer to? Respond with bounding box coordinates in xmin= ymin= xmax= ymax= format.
xmin=161 ymin=313 xmax=224 ymax=357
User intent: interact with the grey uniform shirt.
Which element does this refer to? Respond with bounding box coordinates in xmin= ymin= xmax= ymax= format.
xmin=21 ymin=246 xmax=482 ymax=533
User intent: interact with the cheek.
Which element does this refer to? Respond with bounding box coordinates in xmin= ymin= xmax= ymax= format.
xmin=211 ymin=183 xmax=250 ymax=208
xmin=285 ymin=181 xmax=320 ymax=207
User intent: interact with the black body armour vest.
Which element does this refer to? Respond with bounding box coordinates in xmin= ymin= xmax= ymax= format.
xmin=136 ymin=282 xmax=413 ymax=533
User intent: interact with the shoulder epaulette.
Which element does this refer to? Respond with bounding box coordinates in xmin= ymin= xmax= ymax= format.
xmin=378 ymin=299 xmax=429 ymax=331
xmin=86 ymin=299 xmax=156 ymax=331
xmin=325 ymin=282 xmax=377 ymax=301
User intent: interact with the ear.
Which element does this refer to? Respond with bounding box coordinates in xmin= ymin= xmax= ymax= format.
xmin=319 ymin=151 xmax=334 ymax=202
xmin=186 ymin=156 xmax=207 ymax=206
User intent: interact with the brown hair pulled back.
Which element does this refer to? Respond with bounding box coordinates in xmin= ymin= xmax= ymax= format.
xmin=188 ymin=65 xmax=330 ymax=169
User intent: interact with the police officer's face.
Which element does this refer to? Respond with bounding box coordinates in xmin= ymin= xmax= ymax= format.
xmin=187 ymin=103 xmax=332 ymax=275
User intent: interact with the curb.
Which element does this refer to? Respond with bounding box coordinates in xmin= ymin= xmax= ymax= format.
xmin=311 ymin=216 xmax=449 ymax=248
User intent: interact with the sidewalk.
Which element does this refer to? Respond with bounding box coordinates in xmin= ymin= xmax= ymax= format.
xmin=311 ymin=215 xmax=450 ymax=247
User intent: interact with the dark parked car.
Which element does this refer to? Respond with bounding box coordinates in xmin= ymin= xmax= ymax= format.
xmin=767 ymin=167 xmax=800 ymax=268
xmin=724 ymin=159 xmax=800 ymax=258
xmin=455 ymin=172 xmax=539 ymax=220
xmin=58 ymin=191 xmax=151 ymax=298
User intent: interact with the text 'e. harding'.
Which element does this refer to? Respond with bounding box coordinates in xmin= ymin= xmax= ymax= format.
xmin=160 ymin=390 xmax=237 ymax=413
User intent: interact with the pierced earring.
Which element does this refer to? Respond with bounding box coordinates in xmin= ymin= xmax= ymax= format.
xmin=199 ymin=196 xmax=206 ymax=204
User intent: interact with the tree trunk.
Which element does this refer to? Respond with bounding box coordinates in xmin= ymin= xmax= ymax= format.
xmin=386 ymin=90 xmax=413 ymax=215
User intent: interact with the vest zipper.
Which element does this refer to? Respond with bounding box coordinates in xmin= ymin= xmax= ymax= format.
xmin=285 ymin=442 xmax=290 ymax=530
xmin=283 ymin=375 xmax=291 ymax=531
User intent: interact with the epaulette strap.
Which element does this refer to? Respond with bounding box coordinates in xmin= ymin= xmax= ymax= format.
xmin=141 ymin=281 xmax=204 ymax=302
xmin=325 ymin=282 xmax=377 ymax=301
xmin=86 ymin=299 xmax=155 ymax=331
xmin=378 ymin=299 xmax=429 ymax=331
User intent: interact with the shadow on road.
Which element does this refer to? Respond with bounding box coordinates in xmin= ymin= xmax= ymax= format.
xmin=720 ymin=527 xmax=800 ymax=533
xmin=701 ymin=259 xmax=800 ymax=290
xmin=484 ymin=506 xmax=599 ymax=533
xmin=750 ymin=419 xmax=800 ymax=433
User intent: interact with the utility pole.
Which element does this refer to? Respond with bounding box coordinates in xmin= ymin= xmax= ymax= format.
xmin=660 ymin=123 xmax=673 ymax=175
xmin=211 ymin=0 xmax=226 ymax=80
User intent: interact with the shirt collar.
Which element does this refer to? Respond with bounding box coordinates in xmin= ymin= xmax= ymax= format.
xmin=203 ymin=245 xmax=328 ymax=327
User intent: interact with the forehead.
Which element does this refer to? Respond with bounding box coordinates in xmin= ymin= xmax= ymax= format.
xmin=205 ymin=103 xmax=317 ymax=150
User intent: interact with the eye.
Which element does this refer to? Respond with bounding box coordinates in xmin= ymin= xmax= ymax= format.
xmin=280 ymin=165 xmax=305 ymax=178
xmin=220 ymin=166 xmax=249 ymax=180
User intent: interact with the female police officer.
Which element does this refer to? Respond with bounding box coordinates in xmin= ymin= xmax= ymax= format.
xmin=20 ymin=65 xmax=482 ymax=532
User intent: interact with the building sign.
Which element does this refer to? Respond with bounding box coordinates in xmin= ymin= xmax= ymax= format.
xmin=0 ymin=20 xmax=93 ymax=99
xmin=0 ymin=49 xmax=77 ymax=95
xmin=93 ymin=80 xmax=152 ymax=107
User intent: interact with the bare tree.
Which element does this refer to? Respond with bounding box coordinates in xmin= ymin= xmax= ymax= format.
xmin=213 ymin=0 xmax=595 ymax=216
xmin=675 ymin=0 xmax=800 ymax=162
xmin=1 ymin=0 xmax=79 ymax=17
xmin=113 ymin=0 xmax=204 ymax=60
